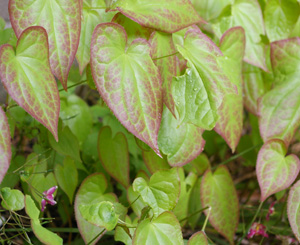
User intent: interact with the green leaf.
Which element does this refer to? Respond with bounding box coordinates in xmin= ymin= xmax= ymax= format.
xmin=0 ymin=28 xmax=17 ymax=47
xmin=188 ymin=231 xmax=208 ymax=245
xmin=0 ymin=27 xmax=60 ymax=140
xmin=127 ymin=186 xmax=148 ymax=217
xmin=111 ymin=0 xmax=203 ymax=33
xmin=133 ymin=168 xmax=180 ymax=218
xmin=90 ymin=23 xmax=162 ymax=155
xmin=76 ymin=0 xmax=115 ymax=74
xmin=188 ymin=178 xmax=202 ymax=229
xmin=264 ymin=0 xmax=300 ymax=42
xmin=54 ymin=157 xmax=78 ymax=203
xmin=133 ymin=211 xmax=183 ymax=245
xmin=0 ymin=17 xmax=5 ymax=31
xmin=142 ymin=149 xmax=170 ymax=174
xmin=0 ymin=107 xmax=11 ymax=184
xmin=98 ymin=126 xmax=130 ymax=188
xmin=25 ymin=195 xmax=63 ymax=245
xmin=149 ymin=31 xmax=179 ymax=116
xmin=115 ymin=216 xmax=137 ymax=245
xmin=288 ymin=180 xmax=300 ymax=242
xmin=1 ymin=187 xmax=24 ymax=211
xmin=257 ymin=139 xmax=300 ymax=202
xmin=174 ymin=29 xmax=237 ymax=130
xmin=79 ymin=201 xmax=119 ymax=231
xmin=201 ymin=166 xmax=239 ymax=244
xmin=158 ymin=107 xmax=205 ymax=166
xmin=9 ymin=0 xmax=81 ymax=90
xmin=185 ymin=154 xmax=210 ymax=176
xmin=75 ymin=173 xmax=117 ymax=244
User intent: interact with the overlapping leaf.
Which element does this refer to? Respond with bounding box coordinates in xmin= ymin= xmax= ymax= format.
xmin=288 ymin=180 xmax=300 ymax=242
xmin=201 ymin=166 xmax=239 ymax=244
xmin=9 ymin=0 xmax=81 ymax=90
xmin=257 ymin=139 xmax=300 ymax=202
xmin=158 ymin=107 xmax=205 ymax=166
xmin=110 ymin=0 xmax=204 ymax=33
xmin=188 ymin=231 xmax=208 ymax=245
xmin=0 ymin=27 xmax=60 ymax=140
xmin=142 ymin=149 xmax=170 ymax=174
xmin=90 ymin=23 xmax=162 ymax=154
xmin=0 ymin=107 xmax=11 ymax=184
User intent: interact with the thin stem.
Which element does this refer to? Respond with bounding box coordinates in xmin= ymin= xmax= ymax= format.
xmin=127 ymin=195 xmax=140 ymax=209
xmin=179 ymin=206 xmax=210 ymax=223
xmin=4 ymin=227 xmax=79 ymax=233
xmin=202 ymin=207 xmax=211 ymax=232
xmin=152 ymin=52 xmax=179 ymax=60
xmin=87 ymin=229 xmax=106 ymax=245
xmin=59 ymin=80 xmax=87 ymax=92
xmin=117 ymin=219 xmax=137 ymax=228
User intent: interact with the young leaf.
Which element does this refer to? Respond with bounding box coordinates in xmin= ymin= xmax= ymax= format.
xmin=54 ymin=157 xmax=78 ymax=204
xmin=9 ymin=0 xmax=81 ymax=90
xmin=1 ymin=187 xmax=24 ymax=211
xmin=188 ymin=231 xmax=208 ymax=245
xmin=98 ymin=126 xmax=130 ymax=188
xmin=110 ymin=0 xmax=204 ymax=33
xmin=142 ymin=149 xmax=170 ymax=174
xmin=0 ymin=27 xmax=60 ymax=140
xmin=75 ymin=173 xmax=117 ymax=244
xmin=0 ymin=107 xmax=11 ymax=184
xmin=90 ymin=23 xmax=163 ymax=155
xmin=201 ymin=166 xmax=239 ymax=244
xmin=158 ymin=107 xmax=205 ymax=166
xmin=288 ymin=180 xmax=300 ymax=242
xmin=133 ymin=211 xmax=183 ymax=245
xmin=257 ymin=139 xmax=300 ymax=202
xmin=132 ymin=168 xmax=180 ymax=218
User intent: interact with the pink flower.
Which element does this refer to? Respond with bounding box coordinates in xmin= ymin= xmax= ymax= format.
xmin=266 ymin=201 xmax=275 ymax=221
xmin=41 ymin=186 xmax=57 ymax=212
xmin=247 ymin=222 xmax=268 ymax=239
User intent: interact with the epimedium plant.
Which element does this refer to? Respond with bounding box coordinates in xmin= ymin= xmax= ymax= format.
xmin=0 ymin=0 xmax=299 ymax=244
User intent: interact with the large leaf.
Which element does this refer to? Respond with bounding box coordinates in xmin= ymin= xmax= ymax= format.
xmin=98 ymin=126 xmax=130 ymax=188
xmin=110 ymin=0 xmax=204 ymax=33
xmin=132 ymin=168 xmax=180 ymax=218
xmin=149 ymin=31 xmax=179 ymax=117
xmin=1 ymin=187 xmax=24 ymax=211
xmin=257 ymin=139 xmax=300 ymax=202
xmin=201 ymin=166 xmax=239 ymax=244
xmin=9 ymin=0 xmax=81 ymax=90
xmin=133 ymin=211 xmax=183 ymax=245
xmin=76 ymin=0 xmax=115 ymax=74
xmin=90 ymin=23 xmax=162 ymax=154
xmin=188 ymin=231 xmax=208 ymax=245
xmin=214 ymin=27 xmax=245 ymax=152
xmin=0 ymin=27 xmax=60 ymax=140
xmin=264 ymin=0 xmax=300 ymax=42
xmin=288 ymin=180 xmax=300 ymax=242
xmin=158 ymin=107 xmax=205 ymax=166
xmin=0 ymin=107 xmax=11 ymax=184
xmin=174 ymin=29 xmax=237 ymax=130
xmin=74 ymin=173 xmax=117 ymax=244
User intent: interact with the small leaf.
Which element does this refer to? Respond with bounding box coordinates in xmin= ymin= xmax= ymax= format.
xmin=1 ymin=187 xmax=24 ymax=211
xmin=201 ymin=166 xmax=239 ymax=244
xmin=142 ymin=149 xmax=170 ymax=174
xmin=158 ymin=107 xmax=205 ymax=166
xmin=0 ymin=27 xmax=60 ymax=140
xmin=9 ymin=0 xmax=81 ymax=90
xmin=115 ymin=216 xmax=137 ymax=245
xmin=54 ymin=157 xmax=78 ymax=203
xmin=132 ymin=168 xmax=180 ymax=218
xmin=98 ymin=126 xmax=130 ymax=188
xmin=111 ymin=0 xmax=204 ymax=33
xmin=133 ymin=211 xmax=183 ymax=245
xmin=288 ymin=180 xmax=300 ymax=242
xmin=0 ymin=107 xmax=11 ymax=184
xmin=257 ymin=139 xmax=300 ymax=202
xmin=188 ymin=231 xmax=208 ymax=245
xmin=188 ymin=178 xmax=202 ymax=230
xmin=79 ymin=201 xmax=119 ymax=231
xmin=91 ymin=23 xmax=162 ymax=155
xmin=185 ymin=154 xmax=210 ymax=176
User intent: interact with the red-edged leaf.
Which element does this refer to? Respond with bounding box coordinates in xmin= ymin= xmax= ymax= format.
xmin=201 ymin=166 xmax=239 ymax=244
xmin=9 ymin=0 xmax=81 ymax=90
xmin=288 ymin=180 xmax=300 ymax=242
xmin=110 ymin=0 xmax=204 ymax=33
xmin=90 ymin=23 xmax=163 ymax=155
xmin=257 ymin=139 xmax=300 ymax=202
xmin=0 ymin=107 xmax=11 ymax=184
xmin=0 ymin=26 xmax=60 ymax=140
xmin=188 ymin=231 xmax=208 ymax=245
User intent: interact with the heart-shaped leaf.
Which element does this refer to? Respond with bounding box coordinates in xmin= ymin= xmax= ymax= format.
xmin=90 ymin=23 xmax=163 ymax=155
xmin=110 ymin=0 xmax=204 ymax=33
xmin=288 ymin=180 xmax=300 ymax=242
xmin=142 ymin=149 xmax=170 ymax=174
xmin=0 ymin=107 xmax=11 ymax=184
xmin=188 ymin=231 xmax=208 ymax=245
xmin=98 ymin=126 xmax=130 ymax=188
xmin=0 ymin=27 xmax=60 ymax=140
xmin=132 ymin=168 xmax=180 ymax=218
xmin=9 ymin=0 xmax=81 ymax=89
xmin=158 ymin=107 xmax=205 ymax=166
xmin=257 ymin=139 xmax=300 ymax=202
xmin=201 ymin=166 xmax=239 ymax=244
xmin=133 ymin=211 xmax=183 ymax=245
xmin=1 ymin=187 xmax=24 ymax=211
xmin=75 ymin=173 xmax=117 ymax=244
